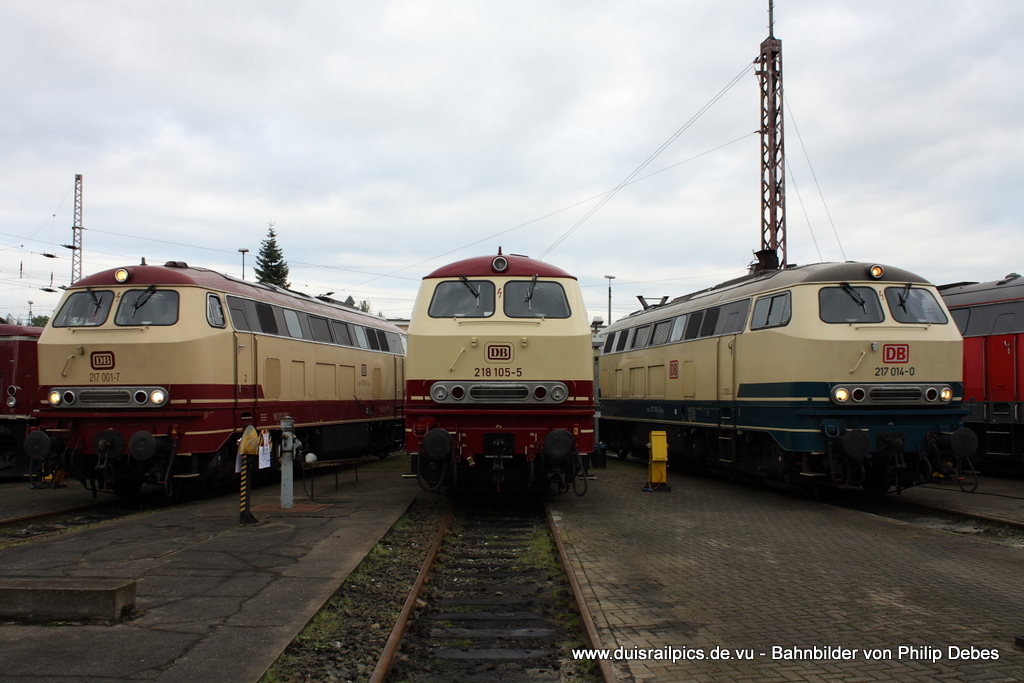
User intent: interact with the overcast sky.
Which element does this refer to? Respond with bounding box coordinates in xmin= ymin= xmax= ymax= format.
xmin=2 ymin=1 xmax=1022 ymax=324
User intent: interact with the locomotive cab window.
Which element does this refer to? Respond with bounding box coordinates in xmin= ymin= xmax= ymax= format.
xmin=207 ymin=294 xmax=226 ymax=328
xmin=428 ymin=280 xmax=496 ymax=318
xmin=751 ymin=291 xmax=791 ymax=330
xmin=819 ymin=285 xmax=884 ymax=323
xmin=602 ymin=332 xmax=616 ymax=353
xmin=883 ymin=286 xmax=948 ymax=324
xmin=53 ymin=290 xmax=115 ymax=327
xmin=115 ymin=288 xmax=180 ymax=326
xmin=503 ymin=280 xmax=571 ymax=319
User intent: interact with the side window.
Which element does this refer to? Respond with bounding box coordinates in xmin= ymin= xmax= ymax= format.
xmin=684 ymin=311 xmax=703 ymax=340
xmin=256 ymin=303 xmax=278 ymax=335
xmin=283 ymin=309 xmax=303 ymax=338
xmin=366 ymin=327 xmax=381 ymax=350
xmin=385 ymin=332 xmax=402 ymax=354
xmin=615 ymin=329 xmax=630 ymax=352
xmin=309 ymin=316 xmax=333 ymax=343
xmin=715 ymin=299 xmax=751 ymax=335
xmin=226 ymin=296 xmax=251 ymax=331
xmin=207 ymin=294 xmax=226 ymax=328
xmin=602 ymin=332 xmax=616 ymax=353
xmin=699 ymin=308 xmax=720 ymax=337
xmin=631 ymin=325 xmax=652 ymax=348
xmin=669 ymin=314 xmax=688 ymax=343
xmin=352 ymin=325 xmax=370 ymax=349
xmin=331 ymin=320 xmax=352 ymax=346
xmin=651 ymin=319 xmax=673 ymax=346
xmin=751 ymin=291 xmax=792 ymax=330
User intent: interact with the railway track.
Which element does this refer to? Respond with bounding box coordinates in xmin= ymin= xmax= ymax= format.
xmin=372 ymin=499 xmax=613 ymax=683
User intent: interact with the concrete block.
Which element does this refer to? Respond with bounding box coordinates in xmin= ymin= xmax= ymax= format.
xmin=0 ymin=578 xmax=136 ymax=623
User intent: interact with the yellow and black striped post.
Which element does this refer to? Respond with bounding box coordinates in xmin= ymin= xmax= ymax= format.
xmin=238 ymin=425 xmax=261 ymax=525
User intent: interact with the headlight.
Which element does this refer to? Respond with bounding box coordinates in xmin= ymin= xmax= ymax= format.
xmin=868 ymin=264 xmax=884 ymax=279
xmin=550 ymin=384 xmax=568 ymax=402
xmin=48 ymin=390 xmax=62 ymax=406
xmin=492 ymin=256 xmax=509 ymax=272
xmin=63 ymin=391 xmax=76 ymax=405
xmin=6 ymin=396 xmax=17 ymax=408
xmin=149 ymin=389 xmax=167 ymax=405
xmin=114 ymin=268 xmax=131 ymax=283
xmin=940 ymin=387 xmax=953 ymax=402
xmin=833 ymin=387 xmax=850 ymax=403
xmin=430 ymin=384 xmax=448 ymax=401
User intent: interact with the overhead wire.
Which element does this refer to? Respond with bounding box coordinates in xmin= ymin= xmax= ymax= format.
xmin=538 ymin=61 xmax=756 ymax=260
xmin=784 ymin=97 xmax=846 ymax=261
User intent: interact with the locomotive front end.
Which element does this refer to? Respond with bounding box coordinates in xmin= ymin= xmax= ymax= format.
xmin=405 ymin=253 xmax=594 ymax=494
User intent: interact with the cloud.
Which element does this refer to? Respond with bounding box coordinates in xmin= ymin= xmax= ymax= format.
xmin=1 ymin=0 xmax=1021 ymax=321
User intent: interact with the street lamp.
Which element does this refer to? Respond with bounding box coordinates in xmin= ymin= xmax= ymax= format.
xmin=238 ymin=248 xmax=249 ymax=280
xmin=604 ymin=275 xmax=615 ymax=324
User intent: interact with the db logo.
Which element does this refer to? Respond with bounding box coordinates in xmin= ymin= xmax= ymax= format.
xmin=883 ymin=344 xmax=909 ymax=364
xmin=90 ymin=351 xmax=115 ymax=370
xmin=669 ymin=360 xmax=679 ymax=379
xmin=486 ymin=343 xmax=514 ymax=363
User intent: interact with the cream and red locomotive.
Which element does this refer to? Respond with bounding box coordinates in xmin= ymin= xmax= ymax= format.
xmin=405 ymin=251 xmax=593 ymax=493
xmin=24 ymin=261 xmax=404 ymax=496
xmin=598 ymin=262 xmax=978 ymax=494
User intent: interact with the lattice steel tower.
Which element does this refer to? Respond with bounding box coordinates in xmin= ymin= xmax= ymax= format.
xmin=71 ymin=174 xmax=83 ymax=284
xmin=755 ymin=1 xmax=786 ymax=269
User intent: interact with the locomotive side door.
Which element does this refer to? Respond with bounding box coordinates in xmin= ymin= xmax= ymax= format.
xmin=235 ymin=332 xmax=257 ymax=403
xmin=717 ymin=335 xmax=736 ymax=402
xmin=986 ymin=334 xmax=1016 ymax=402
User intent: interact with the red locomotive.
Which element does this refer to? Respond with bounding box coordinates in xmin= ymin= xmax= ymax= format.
xmin=941 ymin=274 xmax=1024 ymax=472
xmin=0 ymin=324 xmax=42 ymax=479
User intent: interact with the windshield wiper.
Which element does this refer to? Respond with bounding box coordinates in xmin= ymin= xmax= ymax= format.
xmin=132 ymin=284 xmax=157 ymax=317
xmin=86 ymin=287 xmax=102 ymax=314
xmin=524 ymin=274 xmax=538 ymax=310
xmin=897 ymin=283 xmax=912 ymax=312
xmin=458 ymin=275 xmax=481 ymax=308
xmin=840 ymin=282 xmax=867 ymax=313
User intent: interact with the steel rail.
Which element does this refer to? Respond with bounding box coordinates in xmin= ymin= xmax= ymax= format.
xmin=367 ymin=509 xmax=453 ymax=683
xmin=546 ymin=503 xmax=618 ymax=683
xmin=0 ymin=501 xmax=109 ymax=528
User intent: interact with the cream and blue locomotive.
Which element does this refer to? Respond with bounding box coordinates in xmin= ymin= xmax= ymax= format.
xmin=598 ymin=262 xmax=977 ymax=494
xmin=405 ymin=251 xmax=594 ymax=493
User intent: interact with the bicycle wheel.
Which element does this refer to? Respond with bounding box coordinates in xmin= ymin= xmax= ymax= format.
xmin=956 ymin=456 xmax=978 ymax=493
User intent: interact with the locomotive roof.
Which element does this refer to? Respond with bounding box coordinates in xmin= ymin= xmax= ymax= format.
xmin=608 ymin=261 xmax=931 ymax=329
xmin=938 ymin=274 xmax=1024 ymax=308
xmin=424 ymin=254 xmax=576 ymax=280
xmin=71 ymin=262 xmax=403 ymax=332
xmin=0 ymin=323 xmax=43 ymax=338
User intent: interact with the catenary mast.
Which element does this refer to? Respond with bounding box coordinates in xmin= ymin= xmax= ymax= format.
xmin=755 ymin=1 xmax=786 ymax=270
xmin=71 ymin=174 xmax=84 ymax=284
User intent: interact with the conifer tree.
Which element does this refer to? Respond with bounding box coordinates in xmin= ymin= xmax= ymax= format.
xmin=254 ymin=223 xmax=290 ymax=288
